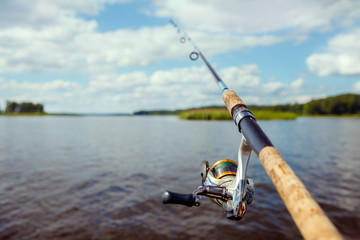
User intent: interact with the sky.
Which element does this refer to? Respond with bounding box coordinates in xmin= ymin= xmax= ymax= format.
xmin=1 ymin=0 xmax=360 ymax=113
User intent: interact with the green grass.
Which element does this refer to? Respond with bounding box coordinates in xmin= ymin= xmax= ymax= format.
xmin=179 ymin=108 xmax=231 ymax=120
xmin=252 ymin=110 xmax=298 ymax=120
xmin=179 ymin=108 xmax=298 ymax=120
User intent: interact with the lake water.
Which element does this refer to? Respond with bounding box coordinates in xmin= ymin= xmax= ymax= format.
xmin=0 ymin=116 xmax=359 ymax=239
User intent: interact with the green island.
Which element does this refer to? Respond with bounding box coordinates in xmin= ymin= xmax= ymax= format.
xmin=0 ymin=101 xmax=81 ymax=116
xmin=178 ymin=108 xmax=298 ymax=120
xmin=0 ymin=101 xmax=127 ymax=117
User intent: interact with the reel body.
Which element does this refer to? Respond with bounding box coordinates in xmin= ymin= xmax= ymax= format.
xmin=162 ymin=136 xmax=255 ymax=220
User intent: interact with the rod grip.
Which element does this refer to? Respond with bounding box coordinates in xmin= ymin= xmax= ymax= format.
xmin=259 ymin=146 xmax=343 ymax=240
xmin=162 ymin=191 xmax=196 ymax=207
xmin=222 ymin=90 xmax=247 ymax=116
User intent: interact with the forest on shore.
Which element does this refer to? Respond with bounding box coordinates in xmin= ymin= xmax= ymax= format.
xmin=248 ymin=93 xmax=360 ymax=115
xmin=134 ymin=93 xmax=360 ymax=120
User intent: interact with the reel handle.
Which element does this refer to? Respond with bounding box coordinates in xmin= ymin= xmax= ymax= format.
xmin=162 ymin=191 xmax=198 ymax=207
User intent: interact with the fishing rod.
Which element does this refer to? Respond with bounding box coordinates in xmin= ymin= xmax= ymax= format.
xmin=162 ymin=20 xmax=343 ymax=240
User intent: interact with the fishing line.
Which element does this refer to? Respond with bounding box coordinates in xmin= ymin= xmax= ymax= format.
xmin=169 ymin=19 xmax=228 ymax=92
xmin=170 ymin=19 xmax=210 ymax=160
xmin=170 ymin=19 xmax=199 ymax=53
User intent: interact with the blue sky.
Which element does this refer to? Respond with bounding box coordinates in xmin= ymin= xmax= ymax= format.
xmin=1 ymin=0 xmax=360 ymax=113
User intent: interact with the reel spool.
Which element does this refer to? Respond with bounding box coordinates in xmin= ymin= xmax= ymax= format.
xmin=210 ymin=159 xmax=237 ymax=179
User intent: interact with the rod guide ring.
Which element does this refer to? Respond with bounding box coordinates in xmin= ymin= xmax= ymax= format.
xmin=189 ymin=52 xmax=199 ymax=61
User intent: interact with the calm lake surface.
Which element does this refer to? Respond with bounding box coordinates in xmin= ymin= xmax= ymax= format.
xmin=0 ymin=116 xmax=359 ymax=239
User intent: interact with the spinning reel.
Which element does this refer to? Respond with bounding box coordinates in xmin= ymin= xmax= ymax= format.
xmin=162 ymin=136 xmax=254 ymax=220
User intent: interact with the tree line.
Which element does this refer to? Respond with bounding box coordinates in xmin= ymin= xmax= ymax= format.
xmin=302 ymin=94 xmax=360 ymax=115
xmin=4 ymin=101 xmax=45 ymax=113
xmin=250 ymin=93 xmax=360 ymax=115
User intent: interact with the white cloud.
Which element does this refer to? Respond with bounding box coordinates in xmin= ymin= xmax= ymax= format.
xmin=0 ymin=65 xmax=315 ymax=112
xmin=87 ymin=71 xmax=148 ymax=94
xmin=262 ymin=82 xmax=285 ymax=94
xmin=220 ymin=65 xmax=260 ymax=87
xmin=291 ymin=78 xmax=305 ymax=88
xmin=0 ymin=21 xmax=291 ymax=75
xmin=0 ymin=79 xmax=80 ymax=91
xmin=42 ymin=79 xmax=81 ymax=90
xmin=353 ymin=81 xmax=360 ymax=92
xmin=152 ymin=0 xmax=360 ymax=34
xmin=0 ymin=1 xmax=186 ymax=74
xmin=0 ymin=0 xmax=316 ymax=75
xmin=0 ymin=0 xmax=128 ymax=29
xmin=150 ymin=66 xmax=210 ymax=85
xmin=307 ymin=28 xmax=360 ymax=76
xmin=1 ymin=1 xmax=354 ymax=112
xmin=307 ymin=53 xmax=360 ymax=76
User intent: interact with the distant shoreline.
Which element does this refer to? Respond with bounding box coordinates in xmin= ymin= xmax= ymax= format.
xmin=1 ymin=111 xmax=359 ymax=120
xmin=0 ymin=112 xmax=131 ymax=117
xmin=0 ymin=113 xmax=81 ymax=117
xmin=2 ymin=93 xmax=359 ymax=119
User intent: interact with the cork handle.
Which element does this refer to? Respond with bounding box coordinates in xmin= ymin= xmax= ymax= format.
xmin=222 ymin=90 xmax=246 ymax=116
xmin=259 ymin=146 xmax=343 ymax=240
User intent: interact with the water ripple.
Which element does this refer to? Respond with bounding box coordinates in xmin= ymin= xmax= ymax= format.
xmin=0 ymin=116 xmax=359 ymax=239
